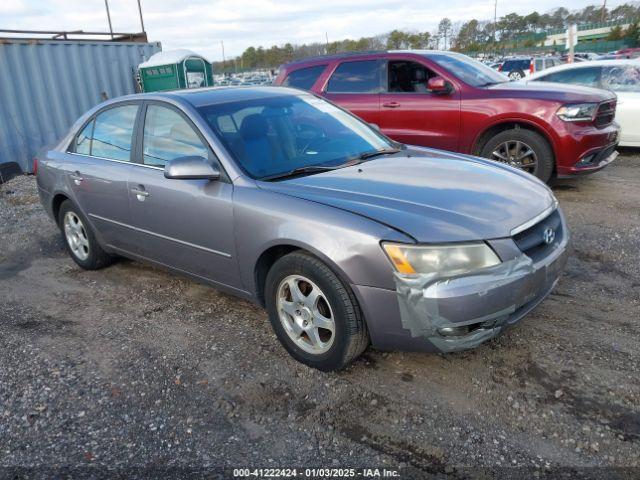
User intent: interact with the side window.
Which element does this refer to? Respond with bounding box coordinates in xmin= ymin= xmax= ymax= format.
xmin=387 ymin=60 xmax=436 ymax=93
xmin=142 ymin=105 xmax=209 ymax=167
xmin=326 ymin=60 xmax=380 ymax=93
xmin=535 ymin=59 xmax=544 ymax=71
xmin=602 ymin=66 xmax=640 ymax=92
xmin=91 ymin=105 xmax=138 ymax=161
xmin=283 ymin=65 xmax=327 ymax=90
xmin=541 ymin=67 xmax=601 ymax=87
xmin=74 ymin=120 xmax=93 ymax=155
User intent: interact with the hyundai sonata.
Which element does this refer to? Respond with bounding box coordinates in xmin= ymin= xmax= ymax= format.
xmin=36 ymin=87 xmax=569 ymax=371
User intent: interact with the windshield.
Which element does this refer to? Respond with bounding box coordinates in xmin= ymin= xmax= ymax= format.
xmin=197 ymin=94 xmax=395 ymax=179
xmin=428 ymin=53 xmax=509 ymax=86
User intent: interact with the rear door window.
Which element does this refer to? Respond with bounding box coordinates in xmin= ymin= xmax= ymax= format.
xmin=326 ymin=60 xmax=381 ymax=93
xmin=89 ymin=104 xmax=139 ymax=162
xmin=283 ymin=65 xmax=327 ymax=90
xmin=540 ymin=67 xmax=601 ymax=87
xmin=74 ymin=121 xmax=93 ymax=155
xmin=502 ymin=59 xmax=531 ymax=72
xmin=142 ymin=104 xmax=209 ymax=167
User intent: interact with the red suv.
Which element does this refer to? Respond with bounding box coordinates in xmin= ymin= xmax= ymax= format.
xmin=274 ymin=51 xmax=619 ymax=183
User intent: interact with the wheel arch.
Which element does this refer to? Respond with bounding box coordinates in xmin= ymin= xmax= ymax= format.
xmin=51 ymin=192 xmax=70 ymax=223
xmin=472 ymin=119 xmax=556 ymax=162
xmin=253 ymin=241 xmax=356 ymax=308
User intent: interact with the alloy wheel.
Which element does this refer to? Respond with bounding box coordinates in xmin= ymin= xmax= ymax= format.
xmin=491 ymin=140 xmax=538 ymax=175
xmin=276 ymin=275 xmax=335 ymax=355
xmin=63 ymin=211 xmax=90 ymax=261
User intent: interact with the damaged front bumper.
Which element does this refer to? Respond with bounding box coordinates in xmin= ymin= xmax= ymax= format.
xmin=354 ymin=210 xmax=570 ymax=354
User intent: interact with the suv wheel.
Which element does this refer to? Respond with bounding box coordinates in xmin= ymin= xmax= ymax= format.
xmin=481 ymin=129 xmax=554 ymax=183
xmin=58 ymin=200 xmax=114 ymax=270
xmin=508 ymin=70 xmax=524 ymax=80
xmin=265 ymin=251 xmax=369 ymax=371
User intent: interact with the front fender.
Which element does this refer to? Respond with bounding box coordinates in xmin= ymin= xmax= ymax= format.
xmin=233 ymin=185 xmax=412 ymax=296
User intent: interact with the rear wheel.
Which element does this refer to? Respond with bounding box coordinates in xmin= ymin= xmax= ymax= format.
xmin=265 ymin=251 xmax=369 ymax=371
xmin=481 ymin=128 xmax=554 ymax=183
xmin=58 ymin=200 xmax=114 ymax=270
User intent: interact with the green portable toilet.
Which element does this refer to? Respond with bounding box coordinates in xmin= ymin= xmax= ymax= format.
xmin=138 ymin=49 xmax=213 ymax=92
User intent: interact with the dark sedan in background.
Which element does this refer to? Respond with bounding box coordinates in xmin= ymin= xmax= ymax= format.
xmin=36 ymin=87 xmax=569 ymax=370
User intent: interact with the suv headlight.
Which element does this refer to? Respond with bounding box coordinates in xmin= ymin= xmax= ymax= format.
xmin=556 ymin=103 xmax=598 ymax=122
xmin=382 ymin=242 xmax=501 ymax=276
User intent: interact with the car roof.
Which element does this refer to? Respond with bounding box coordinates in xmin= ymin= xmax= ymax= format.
xmin=529 ymin=59 xmax=640 ymax=79
xmin=117 ymin=86 xmax=307 ymax=108
xmin=280 ymin=49 xmax=462 ymax=69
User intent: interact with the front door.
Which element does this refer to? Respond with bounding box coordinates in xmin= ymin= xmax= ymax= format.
xmin=378 ymin=58 xmax=461 ymax=151
xmin=127 ymin=102 xmax=241 ymax=289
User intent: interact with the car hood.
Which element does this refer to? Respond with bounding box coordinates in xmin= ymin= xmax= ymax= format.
xmin=488 ymin=80 xmax=616 ymax=103
xmin=258 ymin=150 xmax=556 ymax=242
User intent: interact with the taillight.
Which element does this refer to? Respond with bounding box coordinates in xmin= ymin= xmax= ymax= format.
xmin=33 ymin=158 xmax=38 ymax=176
xmin=530 ymin=61 xmax=534 ymax=74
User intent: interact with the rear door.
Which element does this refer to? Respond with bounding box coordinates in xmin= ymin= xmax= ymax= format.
xmin=321 ymin=59 xmax=381 ymax=126
xmin=127 ymin=101 xmax=242 ymax=289
xmin=378 ymin=56 xmax=461 ymax=150
xmin=66 ymin=102 xmax=141 ymax=253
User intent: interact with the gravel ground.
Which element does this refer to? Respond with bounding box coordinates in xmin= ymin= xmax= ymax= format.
xmin=1 ymin=153 xmax=639 ymax=479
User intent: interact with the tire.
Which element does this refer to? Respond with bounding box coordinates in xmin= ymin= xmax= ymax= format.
xmin=58 ymin=200 xmax=114 ymax=270
xmin=508 ymin=70 xmax=524 ymax=80
xmin=480 ymin=128 xmax=554 ymax=183
xmin=265 ymin=251 xmax=369 ymax=371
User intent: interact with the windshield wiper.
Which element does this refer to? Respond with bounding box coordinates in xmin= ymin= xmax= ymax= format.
xmin=357 ymin=148 xmax=402 ymax=160
xmin=260 ymin=165 xmax=339 ymax=181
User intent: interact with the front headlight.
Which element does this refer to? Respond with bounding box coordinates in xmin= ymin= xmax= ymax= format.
xmin=382 ymin=242 xmax=501 ymax=276
xmin=556 ymin=103 xmax=598 ymax=122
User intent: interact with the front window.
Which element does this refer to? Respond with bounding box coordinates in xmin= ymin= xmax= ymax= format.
xmin=142 ymin=105 xmax=209 ymax=167
xmin=602 ymin=66 xmax=640 ymax=92
xmin=198 ymin=94 xmax=395 ymax=179
xmin=428 ymin=53 xmax=508 ymax=87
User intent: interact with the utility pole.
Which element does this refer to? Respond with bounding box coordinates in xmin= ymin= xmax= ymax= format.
xmin=104 ymin=0 xmax=114 ymax=39
xmin=493 ymin=0 xmax=498 ymax=53
xmin=221 ymin=40 xmax=226 ymax=63
xmin=600 ymin=0 xmax=607 ymax=22
xmin=325 ymin=32 xmax=329 ymax=53
xmin=136 ymin=0 xmax=145 ymax=33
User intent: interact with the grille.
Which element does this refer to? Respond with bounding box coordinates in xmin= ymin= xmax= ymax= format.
xmin=513 ymin=209 xmax=562 ymax=262
xmin=594 ymin=100 xmax=616 ymax=128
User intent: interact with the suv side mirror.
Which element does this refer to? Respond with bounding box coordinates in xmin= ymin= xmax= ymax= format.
xmin=427 ymin=76 xmax=452 ymax=95
xmin=164 ymin=156 xmax=220 ymax=180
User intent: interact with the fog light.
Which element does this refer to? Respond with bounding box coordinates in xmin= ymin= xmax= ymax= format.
xmin=438 ymin=325 xmax=470 ymax=337
xmin=575 ymin=154 xmax=596 ymax=167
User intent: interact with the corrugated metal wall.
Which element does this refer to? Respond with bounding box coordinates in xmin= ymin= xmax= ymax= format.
xmin=0 ymin=39 xmax=161 ymax=172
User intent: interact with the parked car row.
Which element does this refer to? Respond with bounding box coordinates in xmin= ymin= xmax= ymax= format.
xmin=34 ymin=49 xmax=624 ymax=371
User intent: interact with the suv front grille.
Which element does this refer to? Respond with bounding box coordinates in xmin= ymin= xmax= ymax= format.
xmin=595 ymin=100 xmax=616 ymax=128
xmin=513 ymin=209 xmax=562 ymax=262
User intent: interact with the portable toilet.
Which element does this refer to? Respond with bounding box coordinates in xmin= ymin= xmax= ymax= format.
xmin=138 ymin=49 xmax=213 ymax=92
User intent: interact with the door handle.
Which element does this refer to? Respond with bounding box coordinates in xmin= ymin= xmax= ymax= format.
xmin=131 ymin=186 xmax=150 ymax=202
xmin=382 ymin=101 xmax=401 ymax=108
xmin=69 ymin=171 xmax=83 ymax=185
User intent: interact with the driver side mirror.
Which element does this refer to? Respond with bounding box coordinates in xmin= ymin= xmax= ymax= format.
xmin=427 ymin=76 xmax=452 ymax=95
xmin=164 ymin=156 xmax=220 ymax=180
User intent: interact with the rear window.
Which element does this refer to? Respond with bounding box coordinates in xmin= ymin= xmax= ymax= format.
xmin=326 ymin=60 xmax=380 ymax=93
xmin=283 ymin=65 xmax=327 ymax=90
xmin=539 ymin=67 xmax=602 ymax=87
xmin=502 ymin=59 xmax=531 ymax=72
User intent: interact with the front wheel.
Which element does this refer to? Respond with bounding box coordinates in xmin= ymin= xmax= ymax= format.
xmin=265 ymin=252 xmax=369 ymax=371
xmin=480 ymin=129 xmax=554 ymax=183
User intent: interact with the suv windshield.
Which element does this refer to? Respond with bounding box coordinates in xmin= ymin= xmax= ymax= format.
xmin=197 ymin=94 xmax=395 ymax=180
xmin=428 ymin=53 xmax=508 ymax=87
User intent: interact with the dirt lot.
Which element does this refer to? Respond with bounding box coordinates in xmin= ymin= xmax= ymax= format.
xmin=1 ymin=153 xmax=639 ymax=479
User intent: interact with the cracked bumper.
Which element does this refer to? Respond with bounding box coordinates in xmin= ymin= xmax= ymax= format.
xmin=352 ymin=218 xmax=570 ymax=354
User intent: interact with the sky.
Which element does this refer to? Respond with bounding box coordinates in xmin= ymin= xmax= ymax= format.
xmin=1 ymin=0 xmax=631 ymax=60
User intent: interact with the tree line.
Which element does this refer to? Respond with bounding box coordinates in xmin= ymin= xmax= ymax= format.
xmin=213 ymin=3 xmax=640 ymax=72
